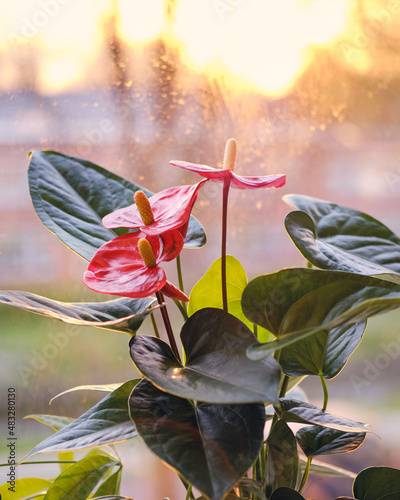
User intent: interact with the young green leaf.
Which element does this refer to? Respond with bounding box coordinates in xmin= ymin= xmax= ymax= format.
xmin=130 ymin=308 xmax=281 ymax=404
xmin=50 ymin=384 xmax=122 ymax=404
xmin=24 ymin=380 xmax=139 ymax=459
xmin=93 ymin=467 xmax=122 ymax=497
xmin=43 ymin=454 xmax=118 ymax=500
xmin=28 ymin=150 xmax=206 ymax=260
xmin=0 ymin=478 xmax=52 ymax=499
xmin=0 ymin=291 xmax=155 ymax=334
xmin=129 ymin=379 xmax=265 ymax=500
xmin=284 ymin=194 xmax=400 ymax=278
xmin=25 ymin=414 xmax=75 ymax=431
xmin=188 ymin=255 xmax=269 ymax=340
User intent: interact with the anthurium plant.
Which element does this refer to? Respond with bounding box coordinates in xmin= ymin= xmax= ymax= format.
xmin=1 ymin=139 xmax=400 ymax=500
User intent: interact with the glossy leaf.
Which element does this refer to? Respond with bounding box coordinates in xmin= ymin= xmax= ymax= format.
xmin=242 ymin=268 xmax=400 ymax=359
xmin=296 ymin=425 xmax=366 ymax=457
xmin=0 ymin=291 xmax=154 ymax=334
xmin=25 ymin=414 xmax=75 ymax=431
xmin=269 ymin=488 xmax=306 ymax=500
xmin=188 ymin=256 xmax=269 ymax=340
xmin=129 ymin=379 xmax=265 ymax=500
xmin=353 ymin=467 xmax=400 ymax=499
xmin=43 ymin=454 xmax=118 ymax=500
xmin=130 ymin=308 xmax=281 ymax=404
xmin=266 ymin=421 xmax=299 ymax=497
xmin=277 ymin=399 xmax=372 ymax=434
xmin=24 ymin=380 xmax=139 ymax=458
xmin=284 ymin=194 xmax=400 ymax=277
xmin=0 ymin=478 xmax=51 ymax=499
xmin=279 ymin=321 xmax=367 ymax=378
xmin=28 ymin=150 xmax=205 ymax=261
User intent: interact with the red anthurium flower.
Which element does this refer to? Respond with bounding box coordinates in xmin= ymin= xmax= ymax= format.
xmin=83 ymin=230 xmax=189 ymax=302
xmin=102 ymin=180 xmax=206 ymax=238
xmin=170 ymin=138 xmax=286 ymax=190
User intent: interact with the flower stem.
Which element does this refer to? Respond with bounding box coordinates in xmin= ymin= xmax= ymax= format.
xmin=156 ymin=291 xmax=181 ymax=363
xmin=173 ymin=298 xmax=189 ymax=321
xmin=150 ymin=312 xmax=160 ymax=338
xmin=298 ymin=455 xmax=312 ymax=494
xmin=320 ymin=374 xmax=329 ymax=411
xmin=221 ymin=177 xmax=230 ymax=312
xmin=176 ymin=255 xmax=188 ymax=314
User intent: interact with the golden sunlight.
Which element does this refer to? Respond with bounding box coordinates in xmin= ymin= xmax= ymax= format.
xmin=172 ymin=0 xmax=353 ymax=97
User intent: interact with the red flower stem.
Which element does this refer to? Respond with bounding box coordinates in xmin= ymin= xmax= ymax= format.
xmin=221 ymin=178 xmax=230 ymax=312
xmin=156 ymin=291 xmax=181 ymax=363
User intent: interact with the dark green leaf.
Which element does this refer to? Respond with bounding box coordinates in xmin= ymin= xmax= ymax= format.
xmin=353 ymin=467 xmax=400 ymax=500
xmin=279 ymin=321 xmax=367 ymax=378
xmin=277 ymin=399 xmax=372 ymax=434
xmin=284 ymin=194 xmax=400 ymax=277
xmin=130 ymin=308 xmax=281 ymax=404
xmin=242 ymin=268 xmax=400 ymax=359
xmin=269 ymin=487 xmax=305 ymax=500
xmin=28 ymin=150 xmax=205 ymax=260
xmin=296 ymin=425 xmax=366 ymax=457
xmin=266 ymin=421 xmax=299 ymax=497
xmin=0 ymin=291 xmax=154 ymax=334
xmin=24 ymin=380 xmax=139 ymax=458
xmin=129 ymin=379 xmax=265 ymax=500
xmin=43 ymin=454 xmax=118 ymax=500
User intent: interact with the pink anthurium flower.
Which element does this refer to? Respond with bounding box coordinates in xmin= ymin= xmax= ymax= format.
xmin=170 ymin=139 xmax=286 ymax=190
xmin=102 ymin=180 xmax=207 ymax=238
xmin=83 ymin=230 xmax=189 ymax=302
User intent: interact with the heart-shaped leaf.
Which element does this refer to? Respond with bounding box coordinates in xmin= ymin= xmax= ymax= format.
xmin=277 ymin=399 xmax=372 ymax=434
xmin=266 ymin=421 xmax=299 ymax=497
xmin=269 ymin=488 xmax=306 ymax=500
xmin=353 ymin=467 xmax=400 ymax=499
xmin=0 ymin=291 xmax=154 ymax=334
xmin=0 ymin=478 xmax=52 ymax=499
xmin=188 ymin=256 xmax=269 ymax=341
xmin=242 ymin=268 xmax=400 ymax=359
xmin=24 ymin=380 xmax=139 ymax=458
xmin=129 ymin=379 xmax=265 ymax=500
xmin=28 ymin=150 xmax=205 ymax=261
xmin=130 ymin=308 xmax=281 ymax=404
xmin=43 ymin=454 xmax=118 ymax=500
xmin=284 ymin=194 xmax=400 ymax=277
xmin=296 ymin=425 xmax=366 ymax=457
xmin=279 ymin=321 xmax=367 ymax=378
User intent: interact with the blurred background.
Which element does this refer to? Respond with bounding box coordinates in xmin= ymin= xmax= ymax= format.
xmin=1 ymin=0 xmax=400 ymax=498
